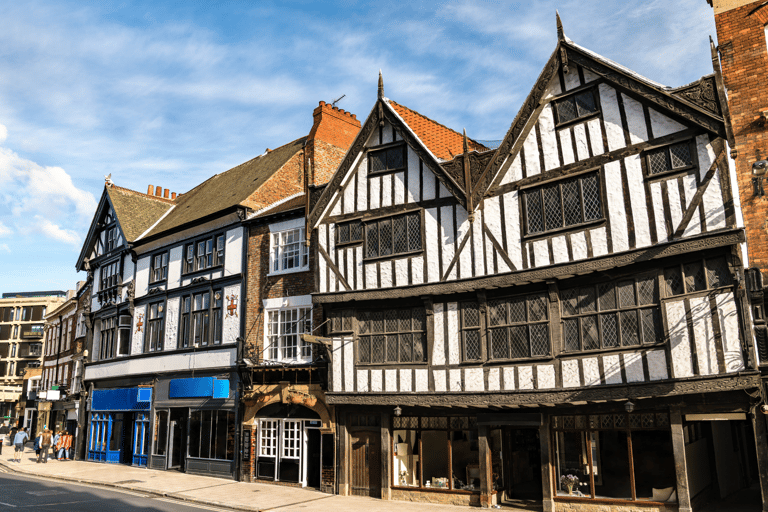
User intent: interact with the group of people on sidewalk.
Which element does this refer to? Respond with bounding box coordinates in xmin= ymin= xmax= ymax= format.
xmin=9 ymin=426 xmax=73 ymax=463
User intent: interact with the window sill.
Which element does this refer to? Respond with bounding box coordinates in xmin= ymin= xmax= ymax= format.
xmin=644 ymin=165 xmax=696 ymax=181
xmin=522 ymin=219 xmax=606 ymax=242
xmin=267 ymin=266 xmax=310 ymax=278
xmin=362 ymin=249 xmax=423 ymax=263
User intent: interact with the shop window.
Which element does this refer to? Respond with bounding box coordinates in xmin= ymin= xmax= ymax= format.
xmin=552 ymin=413 xmax=676 ymax=502
xmin=488 ymin=293 xmax=550 ymax=360
xmin=392 ymin=416 xmax=479 ymax=491
xmin=357 ymin=308 xmax=426 ymax=364
xmin=188 ymin=410 xmax=235 ymax=461
xmin=153 ymin=410 xmax=168 ymax=456
xmin=524 ymin=172 xmax=602 ymax=235
xmin=265 ymin=306 xmax=312 ymax=363
xmin=562 ymin=274 xmax=661 ymax=352
xmin=664 ymin=256 xmax=732 ymax=297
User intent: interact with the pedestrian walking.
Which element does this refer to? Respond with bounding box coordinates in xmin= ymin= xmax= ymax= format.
xmin=33 ymin=432 xmax=41 ymax=457
xmin=37 ymin=428 xmax=52 ymax=463
xmin=12 ymin=427 xmax=28 ymax=462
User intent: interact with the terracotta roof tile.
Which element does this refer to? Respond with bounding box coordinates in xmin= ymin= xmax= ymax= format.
xmin=388 ymin=101 xmax=487 ymax=161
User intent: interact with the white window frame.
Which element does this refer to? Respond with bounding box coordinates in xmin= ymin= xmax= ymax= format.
xmin=264 ymin=306 xmax=312 ymax=364
xmin=281 ymin=420 xmax=301 ymax=459
xmin=259 ymin=419 xmax=278 ymax=457
xmin=268 ymin=218 xmax=309 ymax=276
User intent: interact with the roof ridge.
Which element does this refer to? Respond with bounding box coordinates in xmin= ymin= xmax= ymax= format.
xmin=387 ymin=100 xmax=487 ymax=153
xmin=109 ymin=184 xmax=176 ymax=204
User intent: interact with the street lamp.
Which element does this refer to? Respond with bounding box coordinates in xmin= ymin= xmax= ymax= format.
xmin=624 ymin=400 xmax=635 ymax=414
xmin=752 ymin=160 xmax=768 ymax=196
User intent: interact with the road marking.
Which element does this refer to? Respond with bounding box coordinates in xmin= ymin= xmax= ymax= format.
xmin=0 ymin=501 xmax=15 ymax=507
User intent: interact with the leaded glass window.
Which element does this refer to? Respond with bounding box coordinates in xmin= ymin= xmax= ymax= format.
xmin=646 ymin=141 xmax=693 ymax=176
xmin=460 ymin=302 xmax=481 ymax=361
xmin=488 ymin=293 xmax=550 ymax=360
xmin=365 ymin=212 xmax=421 ymax=259
xmin=664 ymin=256 xmax=732 ymax=296
xmin=554 ymin=89 xmax=599 ymax=125
xmin=368 ymin=144 xmax=406 ymax=175
xmin=337 ymin=219 xmax=363 ymax=245
xmin=524 ymin=173 xmax=602 ymax=235
xmin=357 ymin=307 xmax=426 ymax=364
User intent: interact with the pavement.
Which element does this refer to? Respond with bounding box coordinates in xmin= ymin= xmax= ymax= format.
xmin=0 ymin=445 xmax=481 ymax=512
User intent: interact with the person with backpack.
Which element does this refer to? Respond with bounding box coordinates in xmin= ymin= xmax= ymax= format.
xmin=12 ymin=427 xmax=28 ymax=462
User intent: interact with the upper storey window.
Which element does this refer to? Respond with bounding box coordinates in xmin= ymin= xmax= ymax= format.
xmin=336 ymin=219 xmax=363 ymax=246
xmin=99 ymin=260 xmax=121 ymax=304
xmin=488 ymin=293 xmax=550 ymax=360
xmin=365 ymin=212 xmax=422 ymax=259
xmin=184 ymin=234 xmax=224 ymax=274
xmin=368 ymin=143 xmax=406 ymax=176
xmin=356 ymin=307 xmax=426 ymax=364
xmin=524 ymin=172 xmax=602 ymax=236
xmin=271 ymin=227 xmax=308 ymax=274
xmin=663 ymin=256 xmax=732 ymax=296
xmin=553 ymin=89 xmax=599 ymax=125
xmin=645 ymin=141 xmax=694 ymax=177
xmin=151 ymin=252 xmax=169 ymax=283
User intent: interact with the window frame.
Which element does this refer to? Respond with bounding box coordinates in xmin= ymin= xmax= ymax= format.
xmin=99 ymin=316 xmax=117 ymax=361
xmin=487 ymin=292 xmax=551 ymax=361
xmin=183 ymin=233 xmax=225 ymax=275
xmin=355 ymin=307 xmax=427 ymax=365
xmin=552 ymin=87 xmax=601 ymax=128
xmin=178 ymin=289 xmax=223 ymax=349
xmin=335 ymin=219 xmax=364 ymax=247
xmin=363 ymin=210 xmax=423 ymax=261
xmin=663 ymin=255 xmax=732 ymax=298
xmin=150 ymin=252 xmax=169 ymax=283
xmin=460 ymin=301 xmax=482 ymax=362
xmin=643 ymin=139 xmax=697 ymax=180
xmin=144 ymin=302 xmax=165 ymax=353
xmin=522 ymin=171 xmax=604 ymax=238
xmin=367 ymin=141 xmax=407 ymax=177
xmin=265 ymin=306 xmax=312 ymax=363
xmin=269 ymin=227 xmax=309 ymax=275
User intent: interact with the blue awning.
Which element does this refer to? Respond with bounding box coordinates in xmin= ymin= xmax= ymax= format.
xmin=169 ymin=377 xmax=230 ymax=399
xmin=92 ymin=388 xmax=152 ymax=412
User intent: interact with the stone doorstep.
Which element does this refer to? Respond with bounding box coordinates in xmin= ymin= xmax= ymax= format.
xmin=0 ymin=458 xmax=259 ymax=512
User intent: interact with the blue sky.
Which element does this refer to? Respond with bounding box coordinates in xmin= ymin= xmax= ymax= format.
xmin=0 ymin=0 xmax=718 ymax=293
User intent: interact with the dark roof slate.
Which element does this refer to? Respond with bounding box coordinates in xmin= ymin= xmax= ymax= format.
xmin=106 ymin=185 xmax=174 ymax=243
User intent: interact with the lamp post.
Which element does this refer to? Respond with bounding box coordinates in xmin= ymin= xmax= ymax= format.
xmin=752 ymin=160 xmax=768 ymax=196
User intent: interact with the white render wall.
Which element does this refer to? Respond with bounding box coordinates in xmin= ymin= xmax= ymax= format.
xmin=84 ymin=347 xmax=237 ymax=380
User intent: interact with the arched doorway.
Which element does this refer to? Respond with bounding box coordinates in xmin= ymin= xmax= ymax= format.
xmin=254 ymin=403 xmax=323 ymax=488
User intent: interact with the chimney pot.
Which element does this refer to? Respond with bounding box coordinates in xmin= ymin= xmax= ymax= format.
xmin=147 ymin=185 xmax=154 ymax=195
xmin=171 ymin=192 xmax=177 ymax=199
xmin=164 ymin=189 xmax=169 ymax=198
xmin=155 ymin=186 xmax=162 ymax=197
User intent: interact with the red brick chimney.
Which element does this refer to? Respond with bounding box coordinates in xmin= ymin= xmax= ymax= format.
xmin=305 ymin=101 xmax=361 ymax=187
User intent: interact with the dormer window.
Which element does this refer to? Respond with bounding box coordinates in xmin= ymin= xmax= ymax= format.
xmin=368 ymin=143 xmax=406 ymax=176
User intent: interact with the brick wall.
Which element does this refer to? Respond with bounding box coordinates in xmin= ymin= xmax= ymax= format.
xmin=715 ymin=0 xmax=768 ymax=273
xmin=306 ymin=101 xmax=361 ymax=187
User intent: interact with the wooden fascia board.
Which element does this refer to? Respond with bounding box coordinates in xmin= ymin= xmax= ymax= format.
xmin=312 ymin=229 xmax=744 ymax=304
xmin=564 ymin=45 xmax=727 ymax=138
xmin=76 ymin=190 xmax=112 ymax=272
xmin=469 ymin=47 xmax=561 ymax=212
xmin=325 ymin=372 xmax=761 ymax=407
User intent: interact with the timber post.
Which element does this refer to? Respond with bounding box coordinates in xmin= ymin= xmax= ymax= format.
xmin=670 ymin=409 xmax=692 ymax=512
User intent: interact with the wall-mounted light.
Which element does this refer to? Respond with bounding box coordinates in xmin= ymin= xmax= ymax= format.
xmin=624 ymin=400 xmax=635 ymax=413
xmin=753 ymin=160 xmax=768 ymax=197
xmin=394 ymin=405 xmax=402 ymax=417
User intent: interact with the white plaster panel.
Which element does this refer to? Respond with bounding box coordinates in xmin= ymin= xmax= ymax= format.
xmin=332 ymin=336 xmax=342 ymax=392
xmin=406 ymin=147 xmax=420 ymax=203
xmin=355 ymin=246 xmax=363 ymax=290
xmin=131 ymin=304 xmax=147 ymax=355
xmin=456 ymin=206 xmax=472 ymax=279
xmin=502 ymin=191 xmax=523 ymax=270
xmin=319 ymin=225 xmax=328 ymax=293
xmin=223 ymin=284 xmax=241 ymax=344
xmin=562 ymin=360 xmax=581 ymax=388
xmin=365 ymin=263 xmax=377 ymax=290
xmin=587 ymin=118 xmax=605 ymax=156
xmin=500 ymin=155 xmax=522 ymax=186
xmin=667 ymin=179 xmax=684 ymax=236
xmin=552 ymin=236 xmax=568 ymax=264
xmin=395 ymin=258 xmax=408 ymax=287
xmin=602 ymin=354 xmax=622 ymax=385
xmin=564 ymin=69 xmax=581 ymax=91
xmin=84 ymin=347 xmax=237 ymax=380
xmin=666 ymin=300 xmax=694 ymax=378
xmin=135 ymin=256 xmax=150 ymax=298
xmin=411 ymin=255 xmax=424 ymax=285
xmin=573 ymin=123 xmax=590 ymax=161
xmin=484 ymin=197 xmax=509 ymax=273
xmin=543 ymin=75 xmax=562 ymax=99
xmin=570 ymin=231 xmax=588 ymax=260
xmin=649 ymin=108 xmax=686 ymax=138
xmin=523 ymin=129 xmax=541 ymax=177
xmin=599 ymin=84 xmax=626 ymax=152
xmin=650 ymin=182 xmax=668 ymax=243
xmin=540 ymin=105 xmax=560 ymax=171
xmin=415 ymin=369 xmax=428 ymax=392
xmin=716 ymin=292 xmax=745 ymax=372
xmin=370 ymin=369 xmax=383 ymax=392
xmin=422 ymin=167 xmax=436 ymax=201
xmin=702 ymin=163 xmax=727 ymax=232
xmin=433 ymin=370 xmax=447 ymax=392
xmin=624 ymin=155 xmax=651 ymax=248
xmin=683 ymin=175 xmax=701 ymax=237
xmin=582 ymin=358 xmax=601 ymax=386
xmin=394 ymin=172 xmax=406 ymax=206
xmin=487 ymin=368 xmax=500 ymax=391
xmin=346 ymin=247 xmax=354 ymax=289
xmin=447 ymin=302 xmax=460 ymax=365
xmin=381 ymin=122 xmax=393 ymax=144
xmin=533 ymin=239 xmax=550 ymax=266
xmin=344 ymin=337 xmax=354 ymax=391
xmin=343 ymin=172 xmax=356 ymax=214
xmin=330 ymin=197 xmax=341 ymax=217
xmin=439 ymin=182 xmax=451 ymax=198
xmin=432 ymin=303 xmax=445 ymax=366
xmin=400 ymin=369 xmax=412 ymax=392
xmin=583 ymin=69 xmax=600 ymax=83
xmin=559 ymin=129 xmax=575 ymax=165
xmin=426 ymin=208 xmax=440 ymax=282
xmin=449 ymin=369 xmax=462 ymax=391
xmin=696 ymin=134 xmax=716 ymax=180
xmin=167 ymin=246 xmax=183 ymax=290
xmin=623 ymin=352 xmax=645 ymax=383
xmin=646 ymin=350 xmax=669 ymax=381
xmin=622 ymin=94 xmax=648 ymax=144
xmin=369 ymin=175 xmax=381 ymax=210
xmin=518 ymin=366 xmax=534 ymax=389
xmin=380 ymin=261 xmax=393 ymax=288
xmin=503 ymin=367 xmax=515 ymax=390
xmin=357 ymin=370 xmax=369 ymax=392
xmin=590 ymin=227 xmax=608 ymax=257
xmin=328 ymin=223 xmax=337 ymax=291
xmin=385 ymin=369 xmax=397 ymax=392
xmin=690 ymin=295 xmax=718 ymax=375
xmin=381 ymin=173 xmax=393 ymax=208
xmin=537 ymin=365 xmax=555 ymax=389
xmin=604 ymin=160 xmax=629 ymax=252
xmin=441 ymin=205 xmax=456 ymax=281
xmin=164 ymin=297 xmax=180 ymax=351
xmin=465 ymin=368 xmax=484 ymax=392
xmin=472 ymin=217 xmax=485 ymax=276
xmin=210 ymin=270 xmax=222 ymax=280
xmin=356 ymin=157 xmax=368 ymax=211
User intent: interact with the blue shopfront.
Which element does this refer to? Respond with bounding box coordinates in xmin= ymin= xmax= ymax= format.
xmin=88 ymin=387 xmax=152 ymax=466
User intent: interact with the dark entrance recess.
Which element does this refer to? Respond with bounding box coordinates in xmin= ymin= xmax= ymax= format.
xmin=168 ymin=408 xmax=188 ymax=471
xmin=351 ymin=431 xmax=381 ymax=497
xmin=307 ymin=429 xmax=321 ymax=488
xmin=501 ymin=428 xmax=542 ymax=501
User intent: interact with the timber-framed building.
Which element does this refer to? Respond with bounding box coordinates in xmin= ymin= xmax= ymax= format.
xmin=308 ymin=19 xmax=767 ymax=512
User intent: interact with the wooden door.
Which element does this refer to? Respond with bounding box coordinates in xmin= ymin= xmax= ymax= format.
xmin=350 ymin=431 xmax=381 ymax=497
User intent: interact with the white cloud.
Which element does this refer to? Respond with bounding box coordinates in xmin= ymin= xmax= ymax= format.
xmin=0 ymin=221 xmax=11 ymax=237
xmin=33 ymin=216 xmax=81 ymax=246
xmin=0 ymin=244 xmax=9 ymax=254
xmin=0 ymin=124 xmax=7 ymax=144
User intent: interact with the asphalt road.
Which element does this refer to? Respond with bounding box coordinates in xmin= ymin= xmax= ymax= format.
xmin=0 ymin=468 xmax=231 ymax=512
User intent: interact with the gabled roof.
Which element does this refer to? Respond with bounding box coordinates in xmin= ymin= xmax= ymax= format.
xmin=106 ymin=185 xmax=174 ymax=242
xmin=249 ymin=193 xmax=306 ymax=222
xmin=143 ymin=137 xmax=306 ymax=239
